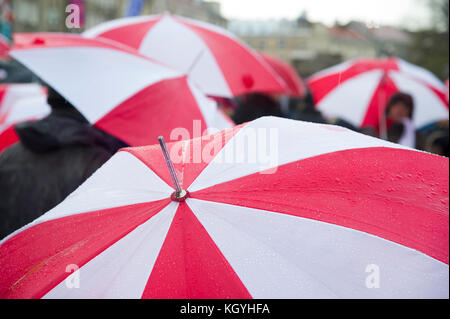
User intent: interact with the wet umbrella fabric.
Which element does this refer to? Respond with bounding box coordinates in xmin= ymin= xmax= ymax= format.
xmin=0 ymin=117 xmax=448 ymax=299
xmin=9 ymin=33 xmax=232 ymax=147
xmin=83 ymin=14 xmax=287 ymax=98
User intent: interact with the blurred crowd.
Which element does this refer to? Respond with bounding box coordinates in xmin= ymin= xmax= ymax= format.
xmin=225 ymin=90 xmax=449 ymax=157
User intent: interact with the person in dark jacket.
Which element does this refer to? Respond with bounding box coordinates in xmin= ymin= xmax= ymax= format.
xmin=293 ymin=90 xmax=358 ymax=132
xmin=0 ymin=86 xmax=127 ymax=239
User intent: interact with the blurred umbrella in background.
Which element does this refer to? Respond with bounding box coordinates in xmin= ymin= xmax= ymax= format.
xmin=83 ymin=13 xmax=288 ymax=98
xmin=308 ymin=58 xmax=449 ymax=133
xmin=0 ymin=117 xmax=448 ymax=298
xmin=446 ymin=79 xmax=449 ymax=103
xmin=259 ymin=52 xmax=306 ymax=98
xmin=0 ymin=83 xmax=50 ymax=152
xmin=10 ymin=33 xmax=232 ymax=147
xmin=0 ymin=34 xmax=10 ymax=59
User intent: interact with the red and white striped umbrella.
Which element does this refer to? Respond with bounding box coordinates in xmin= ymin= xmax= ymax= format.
xmin=0 ymin=34 xmax=10 ymax=59
xmin=446 ymin=79 xmax=449 ymax=102
xmin=259 ymin=52 xmax=305 ymax=97
xmin=10 ymin=33 xmax=232 ymax=147
xmin=83 ymin=14 xmax=287 ymax=98
xmin=0 ymin=117 xmax=448 ymax=299
xmin=0 ymin=83 xmax=50 ymax=152
xmin=308 ymin=58 xmax=449 ymax=130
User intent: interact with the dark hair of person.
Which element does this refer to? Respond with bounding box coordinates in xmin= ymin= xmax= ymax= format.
xmin=385 ymin=92 xmax=414 ymax=119
xmin=231 ymin=93 xmax=283 ymax=124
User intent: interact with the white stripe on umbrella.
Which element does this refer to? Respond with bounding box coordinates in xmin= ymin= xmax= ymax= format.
xmin=35 ymin=151 xmax=173 ymax=225
xmin=0 ymin=83 xmax=47 ymax=113
xmin=0 ymin=84 xmax=50 ymax=152
xmin=397 ymin=59 xmax=447 ymax=91
xmin=1 ymin=96 xmax=49 ymax=125
xmin=0 ymin=84 xmax=49 ymax=131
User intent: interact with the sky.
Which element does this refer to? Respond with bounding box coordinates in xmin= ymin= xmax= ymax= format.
xmin=209 ymin=0 xmax=433 ymax=30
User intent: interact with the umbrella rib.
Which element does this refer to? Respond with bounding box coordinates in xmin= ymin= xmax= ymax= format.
xmin=186 ymin=49 xmax=205 ymax=75
xmin=158 ymin=136 xmax=188 ymax=201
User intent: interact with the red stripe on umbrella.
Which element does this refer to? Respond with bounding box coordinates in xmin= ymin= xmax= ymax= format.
xmin=259 ymin=52 xmax=306 ymax=97
xmin=0 ymin=83 xmax=50 ymax=152
xmin=0 ymin=124 xmax=19 ymax=152
xmin=361 ymin=74 xmax=399 ymax=130
xmin=142 ymin=203 xmax=252 ymax=299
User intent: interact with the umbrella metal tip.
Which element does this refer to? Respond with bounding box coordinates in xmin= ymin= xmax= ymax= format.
xmin=171 ymin=189 xmax=189 ymax=202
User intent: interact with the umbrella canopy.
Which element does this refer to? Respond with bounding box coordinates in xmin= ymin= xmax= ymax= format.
xmin=0 ymin=34 xmax=10 ymax=59
xmin=9 ymin=33 xmax=232 ymax=147
xmin=83 ymin=14 xmax=287 ymax=98
xmin=446 ymin=79 xmax=449 ymax=102
xmin=259 ymin=52 xmax=305 ymax=97
xmin=0 ymin=116 xmax=448 ymax=299
xmin=0 ymin=83 xmax=50 ymax=152
xmin=308 ymin=57 xmax=449 ymax=130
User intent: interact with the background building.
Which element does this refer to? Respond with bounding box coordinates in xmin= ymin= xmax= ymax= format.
xmin=229 ymin=12 xmax=412 ymax=77
xmin=4 ymin=1 xmax=446 ymax=80
xmin=9 ymin=0 xmax=226 ymax=33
